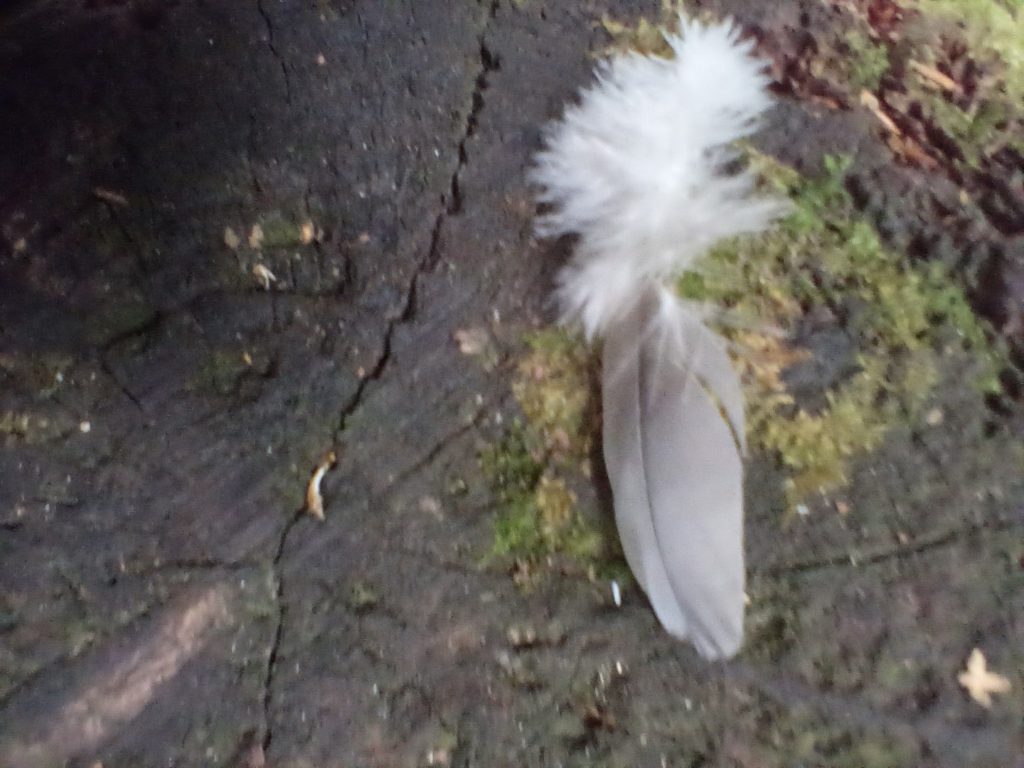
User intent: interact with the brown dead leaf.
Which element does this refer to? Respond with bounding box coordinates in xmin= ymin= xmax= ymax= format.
xmin=808 ymin=93 xmax=845 ymax=111
xmin=248 ymin=224 xmax=264 ymax=249
xmin=909 ymin=60 xmax=962 ymax=94
xmin=860 ymin=89 xmax=900 ymax=134
xmin=866 ymin=0 xmax=903 ymax=40
xmin=453 ymin=327 xmax=490 ymax=356
xmin=306 ymin=450 xmax=338 ymax=520
xmin=886 ymin=133 xmax=940 ymax=170
xmin=583 ymin=703 xmax=616 ymax=731
xmin=252 ymin=263 xmax=276 ymax=290
xmin=94 ymin=188 xmax=129 ymax=207
xmin=223 ymin=227 xmax=241 ymax=250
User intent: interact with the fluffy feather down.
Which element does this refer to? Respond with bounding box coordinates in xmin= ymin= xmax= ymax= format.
xmin=532 ymin=18 xmax=787 ymax=338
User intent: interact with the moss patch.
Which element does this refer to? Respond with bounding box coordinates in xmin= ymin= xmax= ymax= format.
xmin=678 ymin=153 xmax=1000 ymax=509
xmin=85 ymin=295 xmax=156 ymax=347
xmin=918 ymin=0 xmax=1024 ymax=102
xmin=899 ymin=0 xmax=1024 ymax=170
xmin=837 ymin=27 xmax=890 ymax=93
xmin=255 ymin=213 xmax=308 ymax=249
xmin=0 ymin=410 xmax=75 ymax=444
xmin=600 ymin=3 xmax=734 ymax=58
xmin=193 ymin=347 xmax=272 ymax=398
xmin=482 ymin=330 xmax=606 ymax=572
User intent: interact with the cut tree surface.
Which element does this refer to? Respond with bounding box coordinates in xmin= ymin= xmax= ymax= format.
xmin=0 ymin=1 xmax=1021 ymax=766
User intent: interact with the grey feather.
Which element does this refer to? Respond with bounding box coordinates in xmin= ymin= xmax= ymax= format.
xmin=603 ymin=288 xmax=745 ymax=659
xmin=682 ymin=318 xmax=746 ymax=455
xmin=528 ymin=17 xmax=781 ymax=658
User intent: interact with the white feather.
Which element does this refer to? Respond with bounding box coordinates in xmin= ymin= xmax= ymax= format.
xmin=532 ymin=17 xmax=787 ymax=339
xmin=531 ymin=17 xmax=785 ymax=659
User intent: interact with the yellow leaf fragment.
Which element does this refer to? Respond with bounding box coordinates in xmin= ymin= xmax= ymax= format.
xmin=94 ymin=187 xmax=129 ymax=207
xmin=958 ymin=648 xmax=1011 ymax=708
xmin=252 ymin=263 xmax=276 ymax=290
xmin=859 ymin=89 xmax=900 ymax=134
xmin=248 ymin=224 xmax=264 ymax=249
xmin=599 ymin=14 xmax=629 ymax=36
xmin=453 ymin=327 xmax=490 ymax=356
xmin=909 ymin=60 xmax=962 ymax=94
xmin=223 ymin=226 xmax=241 ymax=250
xmin=306 ymin=451 xmax=337 ymax=520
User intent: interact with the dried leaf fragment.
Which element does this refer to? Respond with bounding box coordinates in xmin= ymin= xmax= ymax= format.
xmin=859 ymin=89 xmax=899 ymax=134
xmin=252 ymin=263 xmax=276 ymax=290
xmin=248 ymin=224 xmax=264 ymax=249
xmin=453 ymin=327 xmax=490 ymax=356
xmin=909 ymin=60 xmax=961 ymax=94
xmin=306 ymin=451 xmax=338 ymax=520
xmin=958 ymin=648 xmax=1011 ymax=708
xmin=299 ymin=220 xmax=316 ymax=245
xmin=887 ymin=133 xmax=939 ymax=170
xmin=223 ymin=227 xmax=241 ymax=250
xmin=94 ymin=187 xmax=129 ymax=207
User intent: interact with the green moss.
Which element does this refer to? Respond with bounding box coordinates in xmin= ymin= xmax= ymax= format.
xmin=907 ymin=1 xmax=1024 ymax=166
xmin=841 ymin=28 xmax=890 ymax=93
xmin=482 ymin=419 xmax=602 ymax=565
xmin=85 ymin=295 xmax=156 ymax=346
xmin=483 ymin=329 xmax=607 ymax=569
xmin=921 ymin=90 xmax=1022 ymax=162
xmin=511 ymin=328 xmax=593 ymax=460
xmin=919 ymin=0 xmax=1024 ymax=101
xmin=0 ymin=352 xmax=73 ymax=395
xmin=726 ymin=688 xmax=923 ymax=767
xmin=193 ymin=347 xmax=272 ymax=397
xmin=346 ymin=580 xmax=379 ymax=613
xmin=256 ymin=213 xmax=306 ymax=249
xmin=599 ymin=1 xmax=698 ymax=57
xmin=679 ymin=152 xmax=1000 ymax=509
xmin=195 ymin=350 xmax=249 ymax=396
xmin=745 ymin=577 xmax=803 ymax=661
xmin=0 ymin=410 xmax=75 ymax=444
xmin=480 ymin=419 xmax=545 ymax=505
